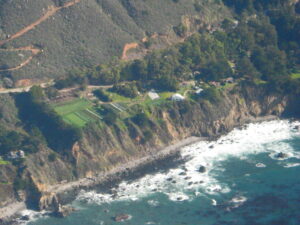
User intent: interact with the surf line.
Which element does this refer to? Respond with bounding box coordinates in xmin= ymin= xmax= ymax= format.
xmin=0 ymin=0 xmax=81 ymax=72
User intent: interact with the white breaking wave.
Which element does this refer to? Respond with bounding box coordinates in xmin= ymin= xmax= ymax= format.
xmin=16 ymin=209 xmax=49 ymax=225
xmin=256 ymin=163 xmax=266 ymax=168
xmin=76 ymin=120 xmax=300 ymax=206
xmin=283 ymin=163 xmax=300 ymax=168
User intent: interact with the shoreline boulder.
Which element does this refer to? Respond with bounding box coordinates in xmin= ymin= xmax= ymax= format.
xmin=198 ymin=166 xmax=206 ymax=173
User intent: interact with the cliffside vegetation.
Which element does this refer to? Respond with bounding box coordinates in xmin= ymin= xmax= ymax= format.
xmin=0 ymin=0 xmax=299 ymax=212
xmin=55 ymin=0 xmax=300 ymax=94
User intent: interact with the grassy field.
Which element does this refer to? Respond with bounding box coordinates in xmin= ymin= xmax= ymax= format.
xmin=291 ymin=72 xmax=300 ymax=80
xmin=53 ymin=99 xmax=101 ymax=127
xmin=0 ymin=160 xmax=9 ymax=165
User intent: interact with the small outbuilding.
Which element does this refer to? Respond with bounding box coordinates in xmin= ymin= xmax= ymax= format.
xmin=171 ymin=93 xmax=185 ymax=101
xmin=148 ymin=90 xmax=160 ymax=100
xmin=195 ymin=88 xmax=204 ymax=95
xmin=7 ymin=150 xmax=25 ymax=160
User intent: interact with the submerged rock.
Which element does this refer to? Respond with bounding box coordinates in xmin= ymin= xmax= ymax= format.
xmin=20 ymin=215 xmax=30 ymax=221
xmin=198 ymin=166 xmax=206 ymax=173
xmin=275 ymin=152 xmax=288 ymax=159
xmin=293 ymin=125 xmax=300 ymax=130
xmin=113 ymin=214 xmax=130 ymax=222
xmin=55 ymin=204 xmax=76 ymax=218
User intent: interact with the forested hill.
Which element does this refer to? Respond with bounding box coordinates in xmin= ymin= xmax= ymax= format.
xmin=0 ymin=0 xmax=227 ymax=86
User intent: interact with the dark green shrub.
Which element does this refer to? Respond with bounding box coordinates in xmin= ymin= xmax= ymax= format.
xmin=110 ymin=83 xmax=139 ymax=98
xmin=48 ymin=153 xmax=57 ymax=162
xmin=93 ymin=89 xmax=111 ymax=102
xmin=173 ymin=23 xmax=187 ymax=37
xmin=202 ymin=87 xmax=222 ymax=102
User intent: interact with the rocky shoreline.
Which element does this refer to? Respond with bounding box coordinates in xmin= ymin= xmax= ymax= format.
xmin=0 ymin=114 xmax=281 ymax=224
xmin=0 ymin=136 xmax=204 ymax=224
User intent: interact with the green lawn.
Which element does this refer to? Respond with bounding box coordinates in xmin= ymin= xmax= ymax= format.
xmin=54 ymin=99 xmax=92 ymax=115
xmin=159 ymin=92 xmax=174 ymax=99
xmin=291 ymin=72 xmax=300 ymax=80
xmin=0 ymin=160 xmax=9 ymax=165
xmin=54 ymin=99 xmax=100 ymax=127
xmin=253 ymin=79 xmax=267 ymax=85
xmin=103 ymin=90 xmax=131 ymax=102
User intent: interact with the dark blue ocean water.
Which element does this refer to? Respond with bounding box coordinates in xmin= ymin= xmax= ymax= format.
xmin=26 ymin=120 xmax=300 ymax=225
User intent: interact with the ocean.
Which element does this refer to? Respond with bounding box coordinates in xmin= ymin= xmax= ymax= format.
xmin=23 ymin=120 xmax=300 ymax=225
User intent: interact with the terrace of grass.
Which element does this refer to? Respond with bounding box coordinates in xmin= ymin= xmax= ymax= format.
xmin=53 ymin=99 xmax=101 ymax=127
xmin=291 ymin=72 xmax=300 ymax=80
xmin=0 ymin=159 xmax=9 ymax=165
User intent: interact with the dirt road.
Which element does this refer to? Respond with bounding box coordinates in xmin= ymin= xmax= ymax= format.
xmin=0 ymin=0 xmax=81 ymax=72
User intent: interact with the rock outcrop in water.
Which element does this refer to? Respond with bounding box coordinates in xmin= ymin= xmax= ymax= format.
xmin=54 ymin=204 xmax=76 ymax=218
xmin=198 ymin=166 xmax=207 ymax=173
xmin=113 ymin=214 xmax=131 ymax=222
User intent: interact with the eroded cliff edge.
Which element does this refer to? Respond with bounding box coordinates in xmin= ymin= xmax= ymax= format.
xmin=0 ymin=83 xmax=299 ymax=219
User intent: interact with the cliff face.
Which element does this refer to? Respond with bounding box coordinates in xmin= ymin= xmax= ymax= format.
xmin=0 ymin=84 xmax=297 ymax=213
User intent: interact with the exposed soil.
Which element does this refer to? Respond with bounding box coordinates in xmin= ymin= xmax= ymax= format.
xmin=121 ymin=42 xmax=139 ymax=60
xmin=0 ymin=0 xmax=81 ymax=72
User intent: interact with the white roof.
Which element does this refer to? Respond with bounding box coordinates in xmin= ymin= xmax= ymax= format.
xmin=171 ymin=93 xmax=185 ymax=101
xmin=148 ymin=91 xmax=160 ymax=100
xmin=195 ymin=88 xmax=204 ymax=94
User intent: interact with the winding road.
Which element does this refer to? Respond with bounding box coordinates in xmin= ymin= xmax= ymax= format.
xmin=0 ymin=0 xmax=81 ymax=72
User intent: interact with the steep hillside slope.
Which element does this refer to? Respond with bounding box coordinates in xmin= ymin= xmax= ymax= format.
xmin=0 ymin=0 xmax=229 ymax=85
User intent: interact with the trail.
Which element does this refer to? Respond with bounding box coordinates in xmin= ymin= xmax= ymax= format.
xmin=121 ymin=42 xmax=139 ymax=60
xmin=0 ymin=45 xmax=41 ymax=72
xmin=0 ymin=0 xmax=81 ymax=72
xmin=0 ymin=80 xmax=54 ymax=94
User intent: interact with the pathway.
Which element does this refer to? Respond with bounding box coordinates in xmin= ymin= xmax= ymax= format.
xmin=0 ymin=0 xmax=81 ymax=72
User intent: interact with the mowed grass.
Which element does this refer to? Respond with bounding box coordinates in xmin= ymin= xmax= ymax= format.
xmin=291 ymin=72 xmax=300 ymax=80
xmin=0 ymin=160 xmax=9 ymax=165
xmin=53 ymin=99 xmax=100 ymax=127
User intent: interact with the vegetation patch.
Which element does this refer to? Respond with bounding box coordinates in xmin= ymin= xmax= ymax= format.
xmin=54 ymin=99 xmax=99 ymax=127
xmin=0 ymin=159 xmax=9 ymax=165
xmin=291 ymin=72 xmax=300 ymax=80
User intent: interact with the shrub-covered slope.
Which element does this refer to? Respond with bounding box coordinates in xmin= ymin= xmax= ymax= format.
xmin=0 ymin=0 xmax=227 ymax=83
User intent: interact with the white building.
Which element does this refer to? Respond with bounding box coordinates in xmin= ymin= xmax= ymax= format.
xmin=195 ymin=88 xmax=204 ymax=95
xmin=148 ymin=90 xmax=160 ymax=100
xmin=7 ymin=150 xmax=25 ymax=159
xmin=171 ymin=93 xmax=185 ymax=101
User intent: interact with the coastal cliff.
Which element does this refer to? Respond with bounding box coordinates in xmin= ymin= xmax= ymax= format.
xmin=0 ymin=83 xmax=298 ymax=220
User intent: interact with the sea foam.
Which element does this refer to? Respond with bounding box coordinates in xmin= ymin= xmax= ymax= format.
xmin=76 ymin=120 xmax=300 ymax=206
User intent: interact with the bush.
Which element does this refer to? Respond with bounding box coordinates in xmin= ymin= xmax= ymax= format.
xmin=154 ymin=76 xmax=179 ymax=91
xmin=93 ymin=89 xmax=111 ymax=102
xmin=110 ymin=83 xmax=139 ymax=98
xmin=142 ymin=130 xmax=153 ymax=143
xmin=0 ymin=131 xmax=24 ymax=155
xmin=173 ymin=23 xmax=187 ymax=37
xmin=202 ymin=87 xmax=222 ymax=102
xmin=194 ymin=1 xmax=202 ymax=12
xmin=133 ymin=113 xmax=150 ymax=127
xmin=15 ymin=89 xmax=82 ymax=153
xmin=48 ymin=153 xmax=57 ymax=162
xmin=102 ymin=108 xmax=118 ymax=125
xmin=13 ymin=178 xmax=28 ymax=191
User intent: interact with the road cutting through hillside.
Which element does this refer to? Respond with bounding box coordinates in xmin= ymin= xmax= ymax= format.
xmin=0 ymin=0 xmax=81 ymax=72
xmin=121 ymin=42 xmax=139 ymax=60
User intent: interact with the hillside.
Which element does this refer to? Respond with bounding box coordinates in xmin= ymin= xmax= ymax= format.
xmin=0 ymin=0 xmax=228 ymax=87
xmin=0 ymin=0 xmax=299 ymax=221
